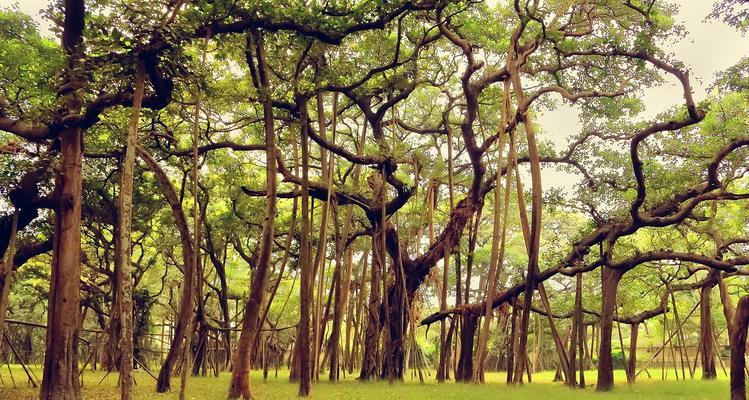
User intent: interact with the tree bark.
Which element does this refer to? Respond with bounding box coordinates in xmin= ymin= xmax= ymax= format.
xmin=475 ymin=104 xmax=512 ymax=382
xmin=117 ymin=60 xmax=146 ymax=400
xmin=627 ymin=322 xmax=639 ymax=384
xmin=700 ymin=273 xmax=718 ymax=380
xmin=0 ymin=211 xmax=19 ymax=342
xmin=730 ymin=295 xmax=749 ymax=400
xmin=139 ymin=146 xmax=196 ymax=393
xmin=596 ymin=267 xmax=623 ymax=391
xmin=349 ymin=250 xmax=369 ymax=373
xmin=359 ymin=230 xmax=383 ymax=380
xmin=455 ymin=312 xmax=478 ymax=382
xmin=228 ymin=31 xmax=277 ymax=400
xmin=41 ymin=126 xmax=83 ymax=400
xmin=575 ymin=272 xmax=585 ymax=387
xmin=506 ymin=297 xmax=519 ymax=383
xmin=104 ymin=217 xmax=122 ymax=371
xmin=40 ymin=2 xmax=86 ymax=398
xmin=509 ymin=49 xmax=543 ymax=386
xmin=297 ymin=97 xmax=312 ymax=397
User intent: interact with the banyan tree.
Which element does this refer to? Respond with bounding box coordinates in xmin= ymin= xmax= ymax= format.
xmin=0 ymin=1 xmax=748 ymax=400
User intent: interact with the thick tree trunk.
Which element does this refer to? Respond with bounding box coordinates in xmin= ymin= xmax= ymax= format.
xmin=0 ymin=211 xmax=19 ymax=342
xmin=40 ymin=2 xmax=86 ymax=398
xmin=41 ymin=126 xmax=83 ymax=400
xmin=729 ymin=295 xmax=749 ymax=400
xmin=455 ymin=313 xmax=478 ymax=382
xmin=228 ymin=31 xmax=277 ymax=400
xmin=596 ymin=267 xmax=623 ymax=391
xmin=381 ymin=228 xmax=411 ymax=382
xmin=700 ymin=275 xmax=718 ymax=380
xmin=381 ymin=284 xmax=406 ymax=381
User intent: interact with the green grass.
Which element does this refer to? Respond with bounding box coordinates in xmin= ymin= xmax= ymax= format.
xmin=0 ymin=366 xmax=731 ymax=399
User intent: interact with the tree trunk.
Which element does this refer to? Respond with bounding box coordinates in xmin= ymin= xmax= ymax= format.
xmin=596 ymin=267 xmax=623 ymax=391
xmin=139 ymin=146 xmax=196 ymax=393
xmin=311 ymin=92 xmax=334 ymax=382
xmin=436 ymin=247 xmax=450 ymax=383
xmin=40 ymin=2 xmax=86 ymax=398
xmin=700 ymin=274 xmax=717 ymax=380
xmin=381 ymin=283 xmax=406 ymax=381
xmin=297 ymin=96 xmax=312 ymax=397
xmin=349 ymin=250 xmax=369 ymax=373
xmin=359 ymin=230 xmax=383 ymax=380
xmin=191 ymin=293 xmax=208 ymax=376
xmin=509 ymin=54 xmax=543 ymax=386
xmin=117 ymin=61 xmax=146 ymax=400
xmin=330 ymin=241 xmax=353 ymax=381
xmin=568 ymin=275 xmax=579 ymax=387
xmin=104 ymin=218 xmax=122 ymax=371
xmin=729 ymin=295 xmax=749 ymax=400
xmin=41 ymin=126 xmax=83 ymax=400
xmin=506 ymin=297 xmax=519 ymax=383
xmin=0 ymin=211 xmax=19 ymax=343
xmin=381 ymin=231 xmax=409 ymax=382
xmin=455 ymin=312 xmax=478 ymax=382
xmin=228 ymin=31 xmax=277 ymax=400
xmin=575 ymin=272 xmax=586 ymax=387
xmin=627 ymin=322 xmax=639 ymax=384
xmin=205 ymin=225 xmax=233 ymax=368
xmin=475 ymin=120 xmax=512 ymax=382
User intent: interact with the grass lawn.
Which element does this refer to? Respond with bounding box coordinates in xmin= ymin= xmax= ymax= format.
xmin=0 ymin=366 xmax=731 ymax=399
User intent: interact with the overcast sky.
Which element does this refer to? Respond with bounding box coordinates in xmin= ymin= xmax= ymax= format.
xmin=2 ymin=0 xmax=746 ymax=191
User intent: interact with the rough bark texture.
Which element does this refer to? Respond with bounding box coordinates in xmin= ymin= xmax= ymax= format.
xmin=730 ymin=295 xmax=749 ymax=400
xmin=596 ymin=267 xmax=623 ymax=391
xmin=700 ymin=274 xmax=718 ymax=380
xmin=297 ymin=97 xmax=312 ymax=397
xmin=381 ymin=244 xmax=408 ymax=381
xmin=0 ymin=211 xmax=18 ymax=340
xmin=359 ymin=231 xmax=383 ymax=380
xmin=117 ymin=61 xmax=146 ymax=400
xmin=627 ymin=322 xmax=639 ymax=384
xmin=40 ymin=1 xmax=86 ymax=398
xmin=455 ymin=313 xmax=478 ymax=382
xmin=228 ymin=32 xmax=277 ymax=400
xmin=41 ymin=126 xmax=83 ymax=400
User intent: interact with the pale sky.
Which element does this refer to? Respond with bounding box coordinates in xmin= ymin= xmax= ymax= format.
xmin=2 ymin=0 xmax=746 ymax=192
xmin=532 ymin=1 xmax=747 ymax=191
